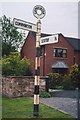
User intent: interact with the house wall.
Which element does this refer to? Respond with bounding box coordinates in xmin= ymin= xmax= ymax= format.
xmin=21 ymin=33 xmax=80 ymax=76
xmin=21 ymin=32 xmax=36 ymax=75
xmin=41 ymin=34 xmax=74 ymax=75
xmin=74 ymin=51 xmax=80 ymax=64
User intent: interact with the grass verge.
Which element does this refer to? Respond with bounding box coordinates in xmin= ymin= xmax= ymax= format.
xmin=2 ymin=97 xmax=76 ymax=119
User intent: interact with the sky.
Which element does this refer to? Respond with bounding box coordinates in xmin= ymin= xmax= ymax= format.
xmin=0 ymin=0 xmax=79 ymax=38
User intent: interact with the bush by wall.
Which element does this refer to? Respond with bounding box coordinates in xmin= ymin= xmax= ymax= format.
xmin=61 ymin=75 xmax=73 ymax=90
xmin=2 ymin=52 xmax=33 ymax=76
xmin=48 ymin=64 xmax=80 ymax=90
xmin=40 ymin=91 xmax=51 ymax=98
xmin=69 ymin=64 xmax=80 ymax=89
xmin=48 ymin=73 xmax=63 ymax=89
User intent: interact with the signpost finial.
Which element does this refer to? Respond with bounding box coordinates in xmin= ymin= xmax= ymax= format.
xmin=33 ymin=5 xmax=46 ymax=19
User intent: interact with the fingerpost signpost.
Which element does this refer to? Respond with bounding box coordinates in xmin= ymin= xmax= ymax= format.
xmin=13 ymin=5 xmax=46 ymax=117
xmin=33 ymin=5 xmax=46 ymax=116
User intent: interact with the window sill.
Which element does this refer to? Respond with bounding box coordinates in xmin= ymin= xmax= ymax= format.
xmin=53 ymin=57 xmax=68 ymax=60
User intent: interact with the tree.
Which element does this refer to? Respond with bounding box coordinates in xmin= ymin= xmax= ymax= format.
xmin=2 ymin=42 xmax=16 ymax=56
xmin=0 ymin=15 xmax=25 ymax=56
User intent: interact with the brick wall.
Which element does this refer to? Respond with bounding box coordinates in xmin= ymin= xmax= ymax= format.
xmin=21 ymin=32 xmax=36 ymax=75
xmin=21 ymin=33 xmax=79 ymax=76
xmin=44 ymin=34 xmax=74 ymax=75
xmin=2 ymin=76 xmax=46 ymax=98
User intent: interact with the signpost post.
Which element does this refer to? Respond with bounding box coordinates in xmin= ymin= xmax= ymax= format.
xmin=33 ymin=5 xmax=46 ymax=116
xmin=13 ymin=5 xmax=46 ymax=117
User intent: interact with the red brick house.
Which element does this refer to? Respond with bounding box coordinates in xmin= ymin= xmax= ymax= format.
xmin=20 ymin=31 xmax=80 ymax=76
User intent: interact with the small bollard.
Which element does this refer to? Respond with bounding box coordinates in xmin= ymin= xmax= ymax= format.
xmin=76 ymin=88 xmax=80 ymax=120
xmin=46 ymin=76 xmax=49 ymax=92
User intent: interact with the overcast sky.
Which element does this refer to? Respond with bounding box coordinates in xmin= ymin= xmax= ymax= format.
xmin=0 ymin=1 xmax=79 ymax=38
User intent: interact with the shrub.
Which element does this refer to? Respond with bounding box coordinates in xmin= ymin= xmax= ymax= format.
xmin=40 ymin=91 xmax=51 ymax=98
xmin=69 ymin=64 xmax=80 ymax=89
xmin=61 ymin=75 xmax=73 ymax=90
xmin=47 ymin=64 xmax=80 ymax=90
xmin=2 ymin=52 xmax=32 ymax=76
xmin=48 ymin=73 xmax=63 ymax=89
xmin=54 ymin=85 xmax=63 ymax=90
xmin=60 ymin=64 xmax=80 ymax=90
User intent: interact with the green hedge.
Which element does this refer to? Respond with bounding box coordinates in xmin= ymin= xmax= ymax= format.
xmin=48 ymin=73 xmax=63 ymax=89
xmin=69 ymin=64 xmax=80 ymax=89
xmin=2 ymin=52 xmax=33 ymax=76
xmin=48 ymin=64 xmax=80 ymax=90
xmin=40 ymin=91 xmax=51 ymax=98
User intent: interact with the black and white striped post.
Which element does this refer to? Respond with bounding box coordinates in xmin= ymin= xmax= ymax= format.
xmin=33 ymin=5 xmax=46 ymax=116
xmin=33 ymin=17 xmax=41 ymax=116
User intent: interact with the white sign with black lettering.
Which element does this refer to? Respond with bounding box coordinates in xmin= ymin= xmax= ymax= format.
xmin=13 ymin=18 xmax=36 ymax=32
xmin=40 ymin=34 xmax=58 ymax=45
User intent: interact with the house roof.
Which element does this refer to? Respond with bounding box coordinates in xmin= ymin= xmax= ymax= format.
xmin=65 ymin=37 xmax=80 ymax=51
xmin=21 ymin=31 xmax=80 ymax=53
xmin=32 ymin=32 xmax=80 ymax=51
xmin=52 ymin=61 xmax=69 ymax=69
xmin=20 ymin=31 xmax=52 ymax=53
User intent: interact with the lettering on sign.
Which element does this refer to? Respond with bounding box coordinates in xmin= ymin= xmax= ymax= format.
xmin=15 ymin=21 xmax=32 ymax=29
xmin=40 ymin=34 xmax=58 ymax=45
xmin=41 ymin=38 xmax=49 ymax=43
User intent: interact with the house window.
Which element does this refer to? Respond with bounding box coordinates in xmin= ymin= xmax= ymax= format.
xmin=53 ymin=48 xmax=67 ymax=58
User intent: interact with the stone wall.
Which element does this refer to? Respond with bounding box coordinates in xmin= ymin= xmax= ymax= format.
xmin=2 ymin=76 xmax=46 ymax=98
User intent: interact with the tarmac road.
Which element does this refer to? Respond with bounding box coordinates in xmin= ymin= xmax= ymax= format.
xmin=40 ymin=97 xmax=80 ymax=118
